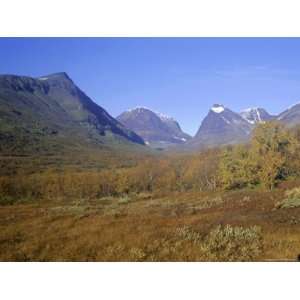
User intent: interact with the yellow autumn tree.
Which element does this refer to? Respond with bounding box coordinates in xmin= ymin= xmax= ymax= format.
xmin=250 ymin=121 xmax=298 ymax=190
xmin=218 ymin=144 xmax=257 ymax=190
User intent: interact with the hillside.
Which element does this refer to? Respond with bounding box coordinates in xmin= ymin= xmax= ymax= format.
xmin=277 ymin=103 xmax=300 ymax=127
xmin=0 ymin=73 xmax=150 ymax=173
xmin=0 ymin=73 xmax=145 ymax=157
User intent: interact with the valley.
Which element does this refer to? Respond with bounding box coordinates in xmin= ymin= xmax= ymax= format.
xmin=2 ymin=72 xmax=300 ymax=261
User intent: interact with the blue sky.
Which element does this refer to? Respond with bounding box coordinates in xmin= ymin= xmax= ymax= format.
xmin=1 ymin=38 xmax=300 ymax=135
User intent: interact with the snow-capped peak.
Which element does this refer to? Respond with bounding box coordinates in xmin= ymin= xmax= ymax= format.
xmin=125 ymin=107 xmax=175 ymax=121
xmin=211 ymin=104 xmax=225 ymax=113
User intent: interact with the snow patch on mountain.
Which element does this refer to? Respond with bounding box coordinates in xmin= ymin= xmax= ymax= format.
xmin=240 ymin=107 xmax=265 ymax=124
xmin=221 ymin=116 xmax=231 ymax=125
xmin=156 ymin=112 xmax=175 ymax=122
xmin=211 ymin=105 xmax=225 ymax=113
xmin=173 ymin=136 xmax=187 ymax=141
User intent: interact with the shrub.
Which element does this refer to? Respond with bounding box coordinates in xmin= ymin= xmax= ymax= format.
xmin=276 ymin=187 xmax=300 ymax=209
xmin=175 ymin=226 xmax=202 ymax=244
xmin=0 ymin=195 xmax=17 ymax=206
xmin=129 ymin=248 xmax=147 ymax=261
xmin=118 ymin=195 xmax=131 ymax=204
xmin=200 ymin=224 xmax=262 ymax=261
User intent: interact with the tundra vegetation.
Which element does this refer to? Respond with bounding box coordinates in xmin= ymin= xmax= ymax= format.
xmin=1 ymin=121 xmax=300 ymax=261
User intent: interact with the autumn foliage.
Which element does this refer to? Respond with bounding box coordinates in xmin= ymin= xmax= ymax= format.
xmin=219 ymin=122 xmax=300 ymax=190
xmin=1 ymin=122 xmax=300 ymax=204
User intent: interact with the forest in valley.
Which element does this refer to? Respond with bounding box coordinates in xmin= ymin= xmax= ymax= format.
xmin=2 ymin=121 xmax=300 ymax=200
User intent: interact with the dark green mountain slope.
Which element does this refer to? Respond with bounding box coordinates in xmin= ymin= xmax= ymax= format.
xmin=0 ymin=72 xmax=144 ymax=157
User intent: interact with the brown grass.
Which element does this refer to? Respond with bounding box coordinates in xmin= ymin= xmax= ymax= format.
xmin=1 ymin=142 xmax=300 ymax=261
xmin=1 ymin=184 xmax=300 ymax=261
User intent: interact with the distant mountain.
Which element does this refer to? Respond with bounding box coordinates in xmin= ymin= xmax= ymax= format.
xmin=240 ymin=107 xmax=274 ymax=124
xmin=0 ymin=72 xmax=144 ymax=155
xmin=117 ymin=107 xmax=191 ymax=148
xmin=277 ymin=103 xmax=300 ymax=127
xmin=188 ymin=104 xmax=253 ymax=148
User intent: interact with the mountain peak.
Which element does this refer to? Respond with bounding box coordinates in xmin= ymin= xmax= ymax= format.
xmin=117 ymin=107 xmax=191 ymax=148
xmin=37 ymin=72 xmax=72 ymax=82
xmin=210 ymin=104 xmax=225 ymax=113
xmin=125 ymin=106 xmax=176 ymax=122
xmin=190 ymin=104 xmax=252 ymax=149
xmin=126 ymin=106 xmax=151 ymax=113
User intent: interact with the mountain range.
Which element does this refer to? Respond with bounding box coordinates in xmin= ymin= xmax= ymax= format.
xmin=117 ymin=103 xmax=300 ymax=150
xmin=2 ymin=72 xmax=300 ymax=154
xmin=185 ymin=104 xmax=275 ymax=149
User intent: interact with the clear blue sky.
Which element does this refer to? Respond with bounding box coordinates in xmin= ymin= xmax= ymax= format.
xmin=1 ymin=38 xmax=300 ymax=135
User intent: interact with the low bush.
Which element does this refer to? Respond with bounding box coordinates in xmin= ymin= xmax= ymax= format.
xmin=118 ymin=195 xmax=131 ymax=204
xmin=276 ymin=187 xmax=300 ymax=209
xmin=175 ymin=226 xmax=202 ymax=244
xmin=0 ymin=195 xmax=17 ymax=206
xmin=200 ymin=224 xmax=263 ymax=261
